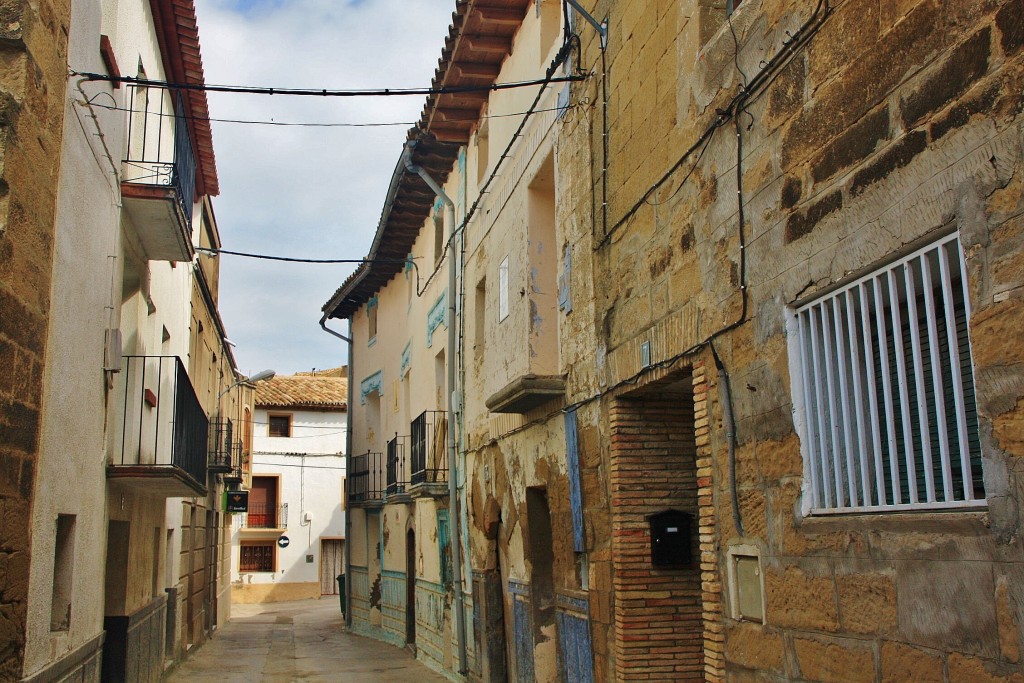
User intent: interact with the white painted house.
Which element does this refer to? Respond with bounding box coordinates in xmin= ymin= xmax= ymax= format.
xmin=231 ymin=369 xmax=348 ymax=603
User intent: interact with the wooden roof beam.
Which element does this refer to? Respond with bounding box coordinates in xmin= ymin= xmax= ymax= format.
xmin=453 ymin=62 xmax=502 ymax=79
xmin=463 ymin=35 xmax=513 ymax=54
xmin=471 ymin=6 xmax=526 ymax=25
xmin=436 ymin=107 xmax=482 ymax=122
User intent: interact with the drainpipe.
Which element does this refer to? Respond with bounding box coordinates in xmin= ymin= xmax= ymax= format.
xmin=320 ymin=315 xmax=354 ymax=628
xmin=403 ymin=143 xmax=469 ymax=676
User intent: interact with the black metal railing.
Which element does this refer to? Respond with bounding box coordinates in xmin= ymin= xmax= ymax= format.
xmin=410 ymin=411 xmax=449 ymax=485
xmin=386 ymin=435 xmax=409 ymax=495
xmin=241 ymin=503 xmax=288 ymax=529
xmin=123 ymin=85 xmax=197 ymax=226
xmin=208 ymin=418 xmax=242 ymax=473
xmin=349 ymin=451 xmax=385 ymax=503
xmin=113 ymin=356 xmax=208 ymax=487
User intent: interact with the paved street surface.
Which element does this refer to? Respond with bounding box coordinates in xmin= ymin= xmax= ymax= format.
xmin=165 ymin=599 xmax=453 ymax=682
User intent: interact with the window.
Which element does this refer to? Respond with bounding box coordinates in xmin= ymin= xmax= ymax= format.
xmin=499 ymin=256 xmax=509 ymax=322
xmin=268 ymin=414 xmax=291 ymax=437
xmin=474 ymin=277 xmax=486 ymax=350
xmin=434 ymin=209 xmax=445 ymax=266
xmin=789 ymin=233 xmax=984 ymax=514
xmin=368 ymin=297 xmax=378 ymax=342
xmin=240 ymin=542 xmax=275 ymax=572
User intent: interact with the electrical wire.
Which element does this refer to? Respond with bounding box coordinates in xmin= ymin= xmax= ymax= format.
xmin=83 ymin=98 xmax=575 ymax=129
xmin=70 ymin=70 xmax=585 ymax=98
xmin=198 ymin=246 xmax=409 ymax=265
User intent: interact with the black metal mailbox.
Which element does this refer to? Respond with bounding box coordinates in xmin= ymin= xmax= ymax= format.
xmin=649 ymin=509 xmax=693 ymax=568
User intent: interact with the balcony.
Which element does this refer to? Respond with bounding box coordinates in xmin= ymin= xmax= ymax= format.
xmin=349 ymin=451 xmax=385 ymax=506
xmin=120 ymin=85 xmax=197 ymax=262
xmin=409 ymin=411 xmax=448 ymax=497
xmin=485 ymin=374 xmax=565 ymax=414
xmin=208 ymin=418 xmax=241 ymax=474
xmin=240 ymin=503 xmax=288 ymax=530
xmin=386 ymin=435 xmax=410 ymax=499
xmin=108 ymin=356 xmax=208 ymax=497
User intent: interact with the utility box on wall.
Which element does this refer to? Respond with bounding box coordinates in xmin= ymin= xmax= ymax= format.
xmin=649 ymin=510 xmax=693 ymax=568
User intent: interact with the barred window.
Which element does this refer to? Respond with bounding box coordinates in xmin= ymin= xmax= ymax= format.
xmin=240 ymin=542 xmax=275 ymax=572
xmin=789 ymin=233 xmax=984 ymax=514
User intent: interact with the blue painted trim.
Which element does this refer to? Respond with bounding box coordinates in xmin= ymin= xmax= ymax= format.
xmin=556 ymin=593 xmax=590 ymax=615
xmin=507 ymin=579 xmax=530 ymax=596
xmin=360 ymin=370 xmax=384 ymax=405
xmin=556 ymin=611 xmax=594 ymax=683
xmin=426 ymin=290 xmax=447 ymax=347
xmin=378 ymin=511 xmax=385 ymax=571
xmin=437 ymin=509 xmax=452 ymax=587
xmin=513 ymin=599 xmax=535 ymax=683
xmin=400 ymin=342 xmax=411 ymax=380
xmin=565 ymin=409 xmax=585 ymax=553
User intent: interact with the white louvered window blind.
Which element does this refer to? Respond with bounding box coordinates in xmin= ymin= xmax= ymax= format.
xmin=790 ymin=232 xmax=985 ymax=514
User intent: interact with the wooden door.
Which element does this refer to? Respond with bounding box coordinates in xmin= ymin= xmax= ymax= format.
xmin=320 ymin=539 xmax=345 ymax=595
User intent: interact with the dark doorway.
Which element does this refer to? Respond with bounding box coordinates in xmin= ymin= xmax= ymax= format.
xmin=406 ymin=528 xmax=416 ymax=645
xmin=524 ymin=487 xmax=555 ymax=679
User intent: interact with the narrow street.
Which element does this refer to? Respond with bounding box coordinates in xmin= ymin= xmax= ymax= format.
xmin=165 ymin=599 xmax=453 ymax=682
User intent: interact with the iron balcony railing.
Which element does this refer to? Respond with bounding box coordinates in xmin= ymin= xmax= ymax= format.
xmin=349 ymin=451 xmax=385 ymax=503
xmin=123 ymin=84 xmax=197 ymax=226
xmin=410 ymin=411 xmax=449 ymax=485
xmin=386 ymin=435 xmax=409 ymax=495
xmin=112 ymin=355 xmax=208 ymax=488
xmin=209 ymin=418 xmax=242 ymax=473
xmin=241 ymin=503 xmax=288 ymax=529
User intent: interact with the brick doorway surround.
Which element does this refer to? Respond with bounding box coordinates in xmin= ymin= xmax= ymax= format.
xmin=608 ymin=363 xmax=722 ymax=682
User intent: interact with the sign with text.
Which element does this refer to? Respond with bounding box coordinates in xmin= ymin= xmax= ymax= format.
xmin=225 ymin=490 xmax=249 ymax=513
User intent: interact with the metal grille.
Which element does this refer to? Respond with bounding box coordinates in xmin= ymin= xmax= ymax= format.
xmin=792 ymin=233 xmax=984 ymax=513
xmin=239 ymin=543 xmax=274 ymax=572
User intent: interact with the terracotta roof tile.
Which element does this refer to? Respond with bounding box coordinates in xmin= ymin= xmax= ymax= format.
xmin=255 ymin=375 xmax=348 ymax=410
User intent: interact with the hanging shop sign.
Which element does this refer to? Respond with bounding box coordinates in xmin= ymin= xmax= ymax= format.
xmin=225 ymin=490 xmax=249 ymax=513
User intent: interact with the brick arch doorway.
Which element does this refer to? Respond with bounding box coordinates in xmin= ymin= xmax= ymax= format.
xmin=608 ymin=367 xmax=716 ymax=681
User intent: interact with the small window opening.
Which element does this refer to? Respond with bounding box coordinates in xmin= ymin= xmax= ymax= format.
xmin=268 ymin=414 xmax=292 ymax=438
xmin=51 ymin=514 xmax=76 ymax=631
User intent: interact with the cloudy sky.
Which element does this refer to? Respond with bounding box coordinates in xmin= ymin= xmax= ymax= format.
xmin=192 ymin=0 xmax=455 ymax=376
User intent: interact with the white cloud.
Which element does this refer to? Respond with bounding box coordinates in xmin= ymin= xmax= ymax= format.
xmin=193 ymin=0 xmax=454 ymax=375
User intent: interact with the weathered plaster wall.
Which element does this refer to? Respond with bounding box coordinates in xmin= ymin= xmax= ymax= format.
xmin=558 ymin=0 xmax=1024 ymax=680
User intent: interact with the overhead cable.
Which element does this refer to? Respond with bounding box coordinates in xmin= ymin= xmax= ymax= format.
xmin=70 ymin=70 xmax=586 ymax=97
xmin=196 ymin=246 xmax=413 ymax=266
xmin=84 ymin=100 xmax=574 ymax=129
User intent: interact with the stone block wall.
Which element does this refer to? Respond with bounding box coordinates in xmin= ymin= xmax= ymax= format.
xmin=0 ymin=0 xmax=71 ymax=677
xmin=558 ymin=0 xmax=1024 ymax=680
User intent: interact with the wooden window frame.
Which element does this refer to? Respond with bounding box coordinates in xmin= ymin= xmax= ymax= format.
xmin=268 ymin=413 xmax=292 ymax=438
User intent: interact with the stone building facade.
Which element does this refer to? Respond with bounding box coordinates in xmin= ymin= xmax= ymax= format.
xmin=325 ymin=0 xmax=1024 ymax=681
xmin=556 ymin=0 xmax=1024 ymax=680
xmin=0 ymin=0 xmax=254 ymax=680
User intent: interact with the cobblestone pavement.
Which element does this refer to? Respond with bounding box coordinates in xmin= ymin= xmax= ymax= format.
xmin=164 ymin=598 xmax=453 ymax=682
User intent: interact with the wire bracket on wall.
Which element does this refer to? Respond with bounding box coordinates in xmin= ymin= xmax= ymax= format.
xmin=565 ymin=0 xmax=607 ymax=50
